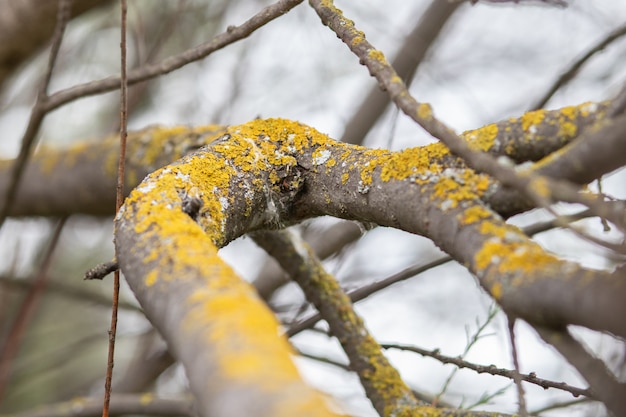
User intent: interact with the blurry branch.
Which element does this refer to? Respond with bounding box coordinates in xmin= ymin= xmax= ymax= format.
xmin=530 ymin=398 xmax=593 ymax=414
xmin=309 ymin=0 xmax=626 ymax=230
xmin=0 ymin=275 xmax=142 ymax=312
xmin=532 ymin=21 xmax=626 ymax=110
xmin=0 ymin=218 xmax=67 ymax=402
xmin=381 ymin=342 xmax=591 ymax=399
xmin=0 ymin=0 xmax=112 ymax=89
xmin=0 ymin=125 xmax=226 ymax=217
xmin=253 ymin=229 xmax=423 ymax=415
xmin=536 ymin=327 xmax=626 ymax=416
xmin=114 ymin=330 xmax=174 ymax=393
xmin=341 ymin=0 xmax=461 ymax=145
xmin=43 ymin=0 xmax=304 ymax=112
xmin=0 ymin=0 xmax=72 ymax=228
xmin=0 ymin=0 xmax=304 ymax=227
xmin=0 ymin=393 xmax=196 ymax=417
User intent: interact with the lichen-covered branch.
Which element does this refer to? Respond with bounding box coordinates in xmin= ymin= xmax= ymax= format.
xmin=0 ymin=125 xmax=225 ymax=217
xmin=252 ymin=230 xmax=422 ymax=416
xmin=308 ymin=0 xmax=620 ymax=227
xmin=0 ymin=102 xmax=609 ymax=219
xmin=114 ymin=118 xmax=625 ymax=416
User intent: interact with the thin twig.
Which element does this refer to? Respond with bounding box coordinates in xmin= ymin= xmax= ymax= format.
xmin=43 ymin=0 xmax=304 ymax=114
xmin=102 ymin=1 xmax=128 ymax=416
xmin=532 ymin=21 xmax=626 ymax=110
xmin=0 ymin=217 xmax=67 ymax=402
xmin=507 ymin=317 xmax=528 ymax=417
xmin=380 ymin=342 xmax=591 ymax=399
xmin=0 ymin=0 xmax=72 ymax=228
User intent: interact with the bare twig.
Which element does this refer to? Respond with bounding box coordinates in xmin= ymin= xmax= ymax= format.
xmin=0 ymin=217 xmax=67 ymax=402
xmin=507 ymin=317 xmax=528 ymax=417
xmin=381 ymin=342 xmax=591 ymax=398
xmin=0 ymin=0 xmax=72 ymax=228
xmin=102 ymin=0 xmax=127 ymax=415
xmin=43 ymin=0 xmax=304 ymax=113
xmin=533 ymin=21 xmax=626 ymax=110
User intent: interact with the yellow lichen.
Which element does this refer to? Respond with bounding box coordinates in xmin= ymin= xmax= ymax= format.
xmin=416 ymin=103 xmax=433 ymax=121
xmin=490 ymin=282 xmax=502 ymax=300
xmin=521 ymin=109 xmax=546 ymax=131
xmin=459 ymin=205 xmax=493 ymax=225
xmin=464 ymin=123 xmax=499 ymax=152
xmin=367 ymin=49 xmax=388 ymax=64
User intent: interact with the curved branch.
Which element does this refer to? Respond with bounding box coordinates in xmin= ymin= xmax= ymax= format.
xmin=115 ymin=119 xmax=625 ymax=415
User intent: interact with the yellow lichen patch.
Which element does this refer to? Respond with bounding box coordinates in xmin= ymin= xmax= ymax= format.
xmin=527 ymin=176 xmax=551 ymax=199
xmin=432 ymin=170 xmax=490 ymax=209
xmin=352 ymin=35 xmax=364 ymax=46
xmin=145 ymin=269 xmax=158 ymax=287
xmin=367 ymin=49 xmax=388 ymax=64
xmin=416 ymin=103 xmax=433 ymax=121
xmin=474 ymin=227 xmax=558 ymax=276
xmin=521 ymin=109 xmax=546 ymax=131
xmin=185 ymin=284 xmax=302 ymax=389
xmin=341 ymin=172 xmax=349 ymax=184
xmin=559 ymin=121 xmax=577 ymax=137
xmin=464 ymin=123 xmax=499 ymax=152
xmin=459 ymin=205 xmax=493 ymax=225
xmin=379 ymin=143 xmax=447 ymax=183
xmin=490 ymin=282 xmax=503 ymax=300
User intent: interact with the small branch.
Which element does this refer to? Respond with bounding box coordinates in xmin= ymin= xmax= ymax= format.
xmin=84 ymin=260 xmax=119 ymax=280
xmin=381 ymin=342 xmax=591 ymax=398
xmin=533 ymin=21 xmax=626 ymax=110
xmin=536 ymin=327 xmax=626 ymax=416
xmin=43 ymin=0 xmax=305 ymax=113
xmin=0 ymin=217 xmax=67 ymax=402
xmin=0 ymin=0 xmax=72 ymax=228
xmin=507 ymin=317 xmax=528 ymax=417
xmin=253 ymin=229 xmax=423 ymax=415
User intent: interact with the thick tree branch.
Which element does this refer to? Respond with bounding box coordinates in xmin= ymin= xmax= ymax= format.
xmin=115 ymin=119 xmax=625 ymax=416
xmin=0 ymin=125 xmax=225 ymax=217
xmin=0 ymin=102 xmax=609 ymax=218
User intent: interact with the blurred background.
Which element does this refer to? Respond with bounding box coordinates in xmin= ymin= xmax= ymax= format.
xmin=1 ymin=1 xmax=625 ymax=416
